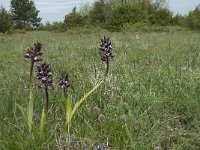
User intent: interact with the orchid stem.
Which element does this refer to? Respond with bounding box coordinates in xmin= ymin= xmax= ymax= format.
xmin=104 ymin=56 xmax=109 ymax=80
xmin=45 ymin=85 xmax=49 ymax=117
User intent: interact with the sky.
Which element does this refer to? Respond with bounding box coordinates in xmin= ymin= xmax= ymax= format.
xmin=1 ymin=0 xmax=200 ymax=23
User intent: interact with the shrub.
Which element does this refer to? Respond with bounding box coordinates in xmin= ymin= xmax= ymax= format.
xmin=37 ymin=22 xmax=66 ymax=32
xmin=64 ymin=7 xmax=85 ymax=29
xmin=149 ymin=7 xmax=173 ymax=26
xmin=107 ymin=3 xmax=147 ymax=31
xmin=48 ymin=22 xmax=66 ymax=32
xmin=187 ymin=5 xmax=200 ymax=29
xmin=89 ymin=0 xmax=111 ymax=27
xmin=0 ymin=7 xmax=11 ymax=33
xmin=171 ymin=14 xmax=186 ymax=26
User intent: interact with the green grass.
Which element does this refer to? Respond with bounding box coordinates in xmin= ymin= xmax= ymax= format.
xmin=0 ymin=30 xmax=200 ymax=149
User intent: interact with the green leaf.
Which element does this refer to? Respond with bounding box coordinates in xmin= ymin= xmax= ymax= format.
xmin=66 ymin=95 xmax=72 ymax=133
xmin=70 ymin=80 xmax=104 ymax=121
xmin=40 ymin=108 xmax=46 ymax=137
xmin=60 ymin=99 xmax=66 ymax=113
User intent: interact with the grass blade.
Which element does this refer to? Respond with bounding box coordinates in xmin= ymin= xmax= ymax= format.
xmin=16 ymin=103 xmax=27 ymax=121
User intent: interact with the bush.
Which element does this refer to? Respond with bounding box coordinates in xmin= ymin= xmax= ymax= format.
xmin=171 ymin=14 xmax=186 ymax=26
xmin=149 ymin=7 xmax=173 ymax=26
xmin=64 ymin=8 xmax=85 ymax=29
xmin=121 ymin=22 xmax=176 ymax=32
xmin=48 ymin=22 xmax=66 ymax=32
xmin=187 ymin=5 xmax=200 ymax=29
xmin=107 ymin=3 xmax=147 ymax=31
xmin=0 ymin=7 xmax=11 ymax=33
xmin=89 ymin=0 xmax=111 ymax=27
xmin=37 ymin=22 xmax=65 ymax=32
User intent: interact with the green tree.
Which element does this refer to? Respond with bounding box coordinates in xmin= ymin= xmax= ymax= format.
xmin=139 ymin=0 xmax=150 ymax=10
xmin=89 ymin=0 xmax=111 ymax=26
xmin=64 ymin=7 xmax=85 ymax=28
xmin=0 ymin=6 xmax=11 ymax=33
xmin=147 ymin=0 xmax=172 ymax=26
xmin=187 ymin=5 xmax=200 ymax=29
xmin=80 ymin=2 xmax=92 ymax=16
xmin=153 ymin=0 xmax=167 ymax=8
xmin=149 ymin=7 xmax=172 ymax=26
xmin=10 ymin=0 xmax=41 ymax=29
xmin=79 ymin=3 xmax=92 ymax=26
xmin=107 ymin=3 xmax=146 ymax=31
xmin=171 ymin=14 xmax=186 ymax=26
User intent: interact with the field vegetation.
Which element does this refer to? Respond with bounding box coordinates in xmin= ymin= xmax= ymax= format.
xmin=1 ymin=0 xmax=200 ymax=33
xmin=0 ymin=30 xmax=200 ymax=149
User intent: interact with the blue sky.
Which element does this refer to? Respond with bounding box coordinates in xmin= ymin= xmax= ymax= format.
xmin=1 ymin=0 xmax=200 ymax=23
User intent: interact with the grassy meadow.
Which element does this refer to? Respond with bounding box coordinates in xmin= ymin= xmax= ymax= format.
xmin=0 ymin=30 xmax=200 ymax=149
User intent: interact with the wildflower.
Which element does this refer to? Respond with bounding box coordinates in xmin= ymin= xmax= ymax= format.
xmin=25 ymin=42 xmax=42 ymax=63
xmin=94 ymin=146 xmax=105 ymax=150
xmin=99 ymin=36 xmax=114 ymax=78
xmin=25 ymin=42 xmax=43 ymax=129
xmin=98 ymin=114 xmax=105 ymax=122
xmin=36 ymin=63 xmax=53 ymax=115
xmin=37 ymin=63 xmax=54 ymax=88
xmin=58 ymin=73 xmax=71 ymax=98
xmin=58 ymin=73 xmax=70 ymax=92
xmin=34 ymin=42 xmax=42 ymax=51
xmin=99 ymin=36 xmax=114 ymax=63
xmin=92 ymin=106 xmax=100 ymax=113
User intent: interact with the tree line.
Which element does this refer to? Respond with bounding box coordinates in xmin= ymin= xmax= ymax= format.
xmin=1 ymin=0 xmax=41 ymax=33
xmin=1 ymin=0 xmax=200 ymax=33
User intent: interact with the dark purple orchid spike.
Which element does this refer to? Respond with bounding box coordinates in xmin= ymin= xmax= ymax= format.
xmin=58 ymin=73 xmax=71 ymax=97
xmin=99 ymin=36 xmax=114 ymax=63
xmin=98 ymin=114 xmax=105 ymax=122
xmin=25 ymin=42 xmax=43 ymax=97
xmin=99 ymin=36 xmax=114 ymax=78
xmin=36 ymin=63 xmax=54 ymax=115
xmin=25 ymin=42 xmax=42 ymax=63
xmin=34 ymin=42 xmax=42 ymax=51
xmin=37 ymin=63 xmax=54 ymax=88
